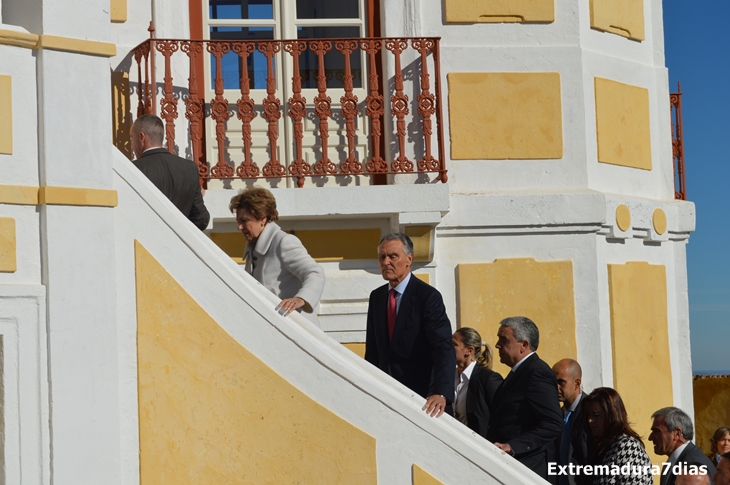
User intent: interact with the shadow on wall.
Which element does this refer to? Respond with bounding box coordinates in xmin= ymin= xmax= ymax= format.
xmin=693 ymin=375 xmax=730 ymax=454
xmin=112 ymin=70 xmax=133 ymax=159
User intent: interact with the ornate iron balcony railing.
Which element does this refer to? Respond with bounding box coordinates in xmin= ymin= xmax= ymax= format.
xmin=131 ymin=35 xmax=447 ymax=188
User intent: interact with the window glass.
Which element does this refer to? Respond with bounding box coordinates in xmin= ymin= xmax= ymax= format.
xmin=296 ymin=0 xmax=359 ymax=19
xmin=209 ymin=27 xmax=275 ymax=90
xmin=297 ymin=26 xmax=362 ymax=89
xmin=209 ymin=0 xmax=273 ymax=20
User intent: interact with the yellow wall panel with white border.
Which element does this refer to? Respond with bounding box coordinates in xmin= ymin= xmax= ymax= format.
xmin=0 ymin=75 xmax=12 ymax=154
xmin=135 ymin=241 xmax=377 ymax=484
xmin=110 ymin=0 xmax=127 ymax=22
xmin=0 ymin=217 xmax=17 ymax=272
xmin=449 ymin=72 xmax=563 ymax=160
xmin=590 ymin=0 xmax=645 ymax=41
xmin=444 ymin=0 xmax=554 ymax=23
xmin=608 ymin=262 xmax=672 ymax=466
xmin=595 ymin=77 xmax=652 ymax=170
xmin=342 ymin=342 xmax=366 ymax=358
xmin=413 ymin=464 xmax=444 ymax=485
xmin=457 ymin=258 xmax=577 ymax=377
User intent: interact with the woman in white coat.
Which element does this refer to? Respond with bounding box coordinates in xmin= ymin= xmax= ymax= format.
xmin=229 ymin=187 xmax=325 ymax=326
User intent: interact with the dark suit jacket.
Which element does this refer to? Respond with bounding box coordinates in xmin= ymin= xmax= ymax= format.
xmin=133 ymin=148 xmax=210 ymax=230
xmin=486 ymin=353 xmax=563 ymax=480
xmin=465 ymin=365 xmax=503 ymax=439
xmin=555 ymin=392 xmax=597 ymax=485
xmin=364 ymin=275 xmax=455 ymax=404
xmin=661 ymin=442 xmax=716 ymax=485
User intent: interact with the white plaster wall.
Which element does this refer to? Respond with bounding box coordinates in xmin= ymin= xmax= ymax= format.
xmin=37 ymin=50 xmax=114 ymax=188
xmin=0 ymin=36 xmax=39 ymax=186
xmin=40 ymin=204 xmax=122 ymax=485
xmin=0 ymin=287 xmax=50 ymax=485
xmin=380 ymin=0 xmax=675 ymax=199
xmin=113 ymin=149 xmax=548 ymax=485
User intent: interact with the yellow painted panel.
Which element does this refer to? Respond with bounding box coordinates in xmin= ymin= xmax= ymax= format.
xmin=652 ymin=208 xmax=667 ymax=235
xmin=37 ymin=34 xmax=116 ymax=57
xmin=457 ymin=258 xmax=577 ymax=377
xmin=111 ymin=71 xmax=132 ymax=158
xmin=342 ymin=343 xmax=366 ymax=358
xmin=590 ymin=0 xmax=645 ymax=41
xmin=135 ymin=241 xmax=377 ymax=484
xmin=0 ymin=29 xmax=40 ymax=49
xmin=209 ymin=232 xmax=246 ymax=264
xmin=449 ymin=72 xmax=563 ymax=160
xmin=0 ymin=185 xmax=38 ymax=205
xmin=413 ymin=464 xmax=444 ymax=485
xmin=595 ymin=77 xmax=652 ymax=170
xmin=616 ymin=204 xmax=631 ymax=232
xmin=110 ymin=0 xmax=128 ymax=22
xmin=0 ymin=76 xmax=11 ymax=154
xmin=414 ymin=273 xmax=430 ymax=285
xmin=404 ymin=225 xmax=432 ymax=263
xmin=293 ymin=228 xmax=380 ymax=260
xmin=39 ymin=186 xmax=118 ymax=207
xmin=693 ymin=377 xmax=730 ymax=454
xmin=0 ymin=217 xmax=17 ymax=272
xmin=444 ymin=0 xmax=554 ymax=23
xmin=608 ymin=262 xmax=672 ymax=466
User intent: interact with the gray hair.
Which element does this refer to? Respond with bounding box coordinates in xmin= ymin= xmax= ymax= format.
xmin=499 ymin=316 xmax=539 ymax=351
xmin=378 ymin=233 xmax=413 ymax=256
xmin=652 ymin=407 xmax=694 ymax=440
xmin=132 ymin=114 xmax=165 ymax=146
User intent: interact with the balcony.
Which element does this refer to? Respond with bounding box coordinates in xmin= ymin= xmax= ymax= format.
xmin=129 ymin=33 xmax=447 ymax=189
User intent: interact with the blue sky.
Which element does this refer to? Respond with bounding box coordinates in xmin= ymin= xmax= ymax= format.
xmin=663 ymin=0 xmax=730 ymax=372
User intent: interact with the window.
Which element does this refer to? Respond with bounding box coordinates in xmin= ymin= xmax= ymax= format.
xmin=202 ymin=0 xmax=371 ymax=188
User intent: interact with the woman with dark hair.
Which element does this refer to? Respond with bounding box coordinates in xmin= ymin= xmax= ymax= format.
xmin=452 ymin=327 xmax=503 ymax=438
xmin=710 ymin=426 xmax=730 ymax=466
xmin=582 ymin=387 xmax=652 ymax=485
xmin=229 ymin=187 xmax=325 ymax=326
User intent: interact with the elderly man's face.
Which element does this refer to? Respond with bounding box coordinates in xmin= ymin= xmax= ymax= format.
xmin=495 ymin=325 xmax=529 ymax=368
xmin=714 ymin=458 xmax=730 ymax=485
xmin=378 ymin=239 xmax=412 ymax=286
xmin=649 ymin=415 xmax=683 ymax=456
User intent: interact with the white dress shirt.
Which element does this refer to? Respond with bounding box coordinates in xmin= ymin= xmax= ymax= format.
xmin=510 ymin=351 xmax=535 ymax=373
xmin=667 ymin=441 xmax=690 ymax=469
xmin=454 ymin=361 xmax=476 ymax=425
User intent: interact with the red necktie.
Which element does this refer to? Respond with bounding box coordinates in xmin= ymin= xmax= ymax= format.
xmin=388 ymin=289 xmax=397 ymax=340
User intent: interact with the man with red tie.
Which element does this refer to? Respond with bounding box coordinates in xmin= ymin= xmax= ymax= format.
xmin=364 ymin=233 xmax=455 ymax=417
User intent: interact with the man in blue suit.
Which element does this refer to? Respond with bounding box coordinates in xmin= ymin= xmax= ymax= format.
xmin=364 ymin=233 xmax=455 ymax=417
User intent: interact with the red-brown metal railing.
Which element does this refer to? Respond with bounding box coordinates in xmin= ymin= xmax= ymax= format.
xmin=131 ymin=36 xmax=447 ymax=188
xmin=670 ymin=84 xmax=686 ymax=200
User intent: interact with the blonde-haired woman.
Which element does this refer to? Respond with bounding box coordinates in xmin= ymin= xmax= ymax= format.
xmin=229 ymin=187 xmax=325 ymax=326
xmin=452 ymin=327 xmax=504 ymax=438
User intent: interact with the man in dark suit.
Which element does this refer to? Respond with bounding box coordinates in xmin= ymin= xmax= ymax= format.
xmin=364 ymin=233 xmax=455 ymax=417
xmin=552 ymin=358 xmax=596 ymax=485
xmin=487 ymin=316 xmax=563 ymax=480
xmin=649 ymin=407 xmax=715 ymax=485
xmin=131 ymin=114 xmax=210 ymax=230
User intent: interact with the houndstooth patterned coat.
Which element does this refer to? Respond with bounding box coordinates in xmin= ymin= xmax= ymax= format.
xmin=593 ymin=434 xmax=653 ymax=485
